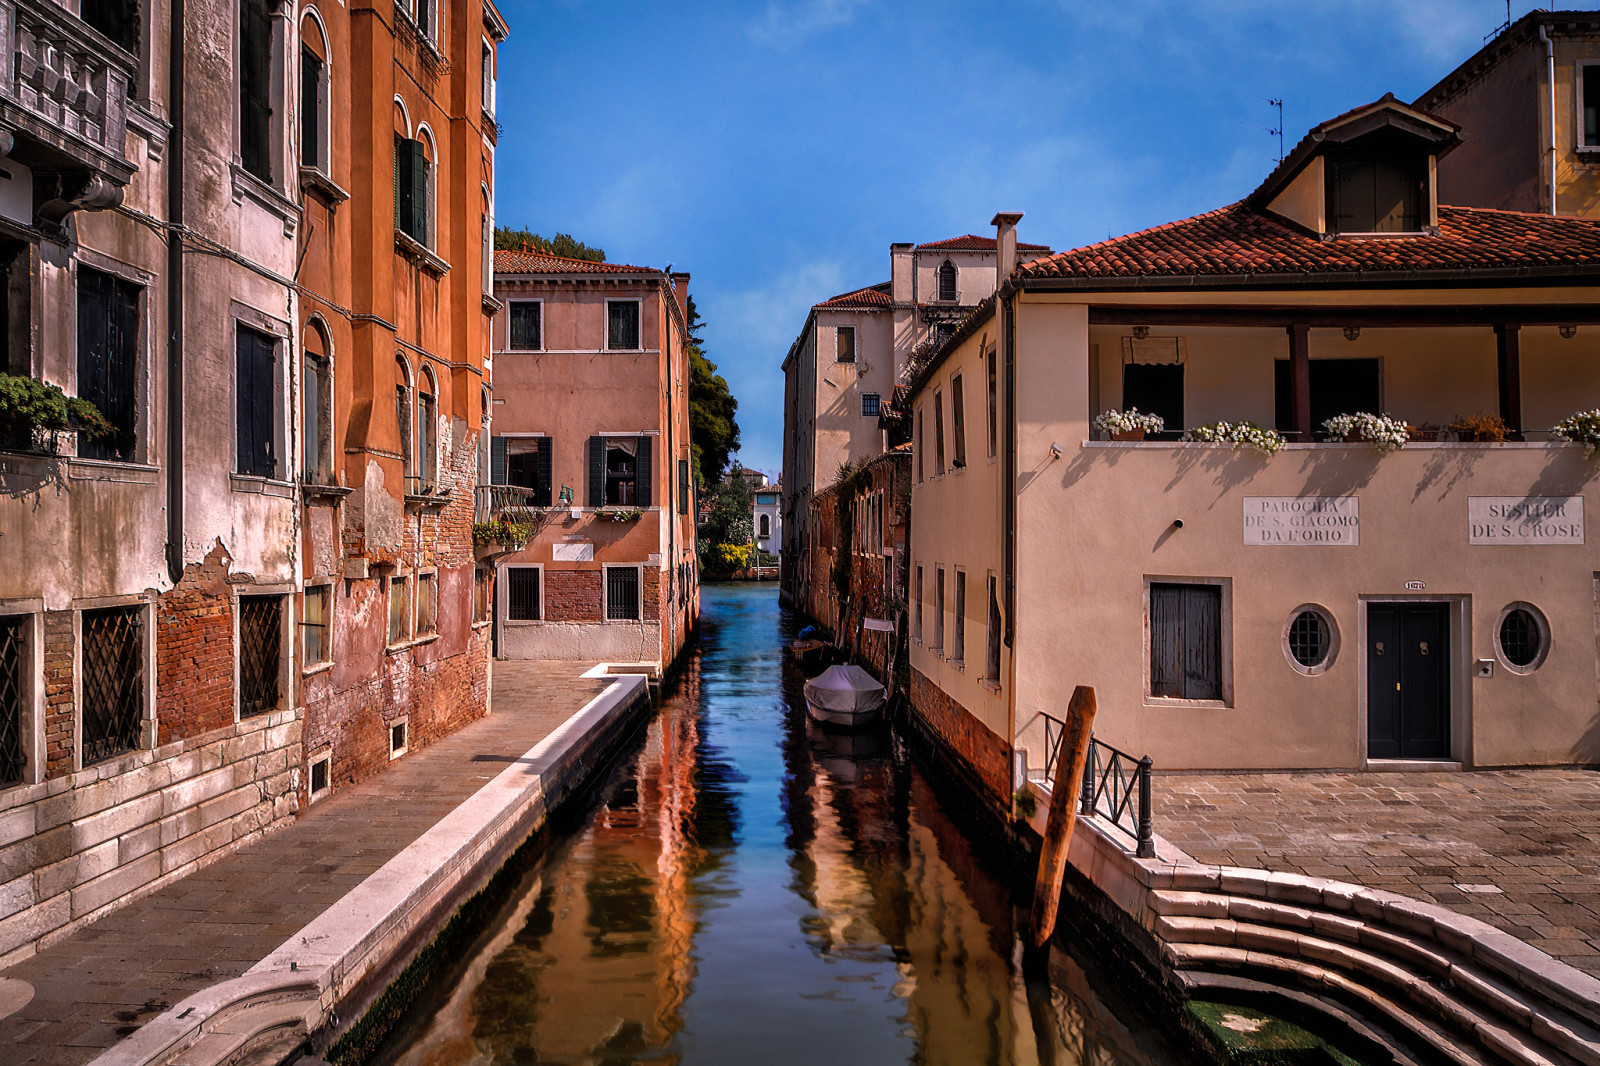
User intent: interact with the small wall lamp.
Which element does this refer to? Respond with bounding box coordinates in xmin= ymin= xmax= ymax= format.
xmin=1561 ymin=325 xmax=1579 ymax=340
xmin=557 ymin=485 xmax=573 ymax=504
xmin=1343 ymin=326 xmax=1361 ymax=341
xmin=1131 ymin=326 xmax=1150 ymax=340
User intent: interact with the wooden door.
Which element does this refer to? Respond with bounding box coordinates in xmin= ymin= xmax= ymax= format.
xmin=1368 ymin=603 xmax=1450 ymax=759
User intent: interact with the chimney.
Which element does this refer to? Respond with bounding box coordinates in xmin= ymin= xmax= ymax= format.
xmin=991 ymin=212 xmax=1023 ymax=281
xmin=670 ymin=272 xmax=690 ymax=320
xmin=889 ymin=243 xmax=913 ymax=304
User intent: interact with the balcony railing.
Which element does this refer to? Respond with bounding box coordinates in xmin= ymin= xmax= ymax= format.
xmin=1041 ymin=714 xmax=1155 ymax=858
xmin=475 ymin=483 xmax=540 ymax=523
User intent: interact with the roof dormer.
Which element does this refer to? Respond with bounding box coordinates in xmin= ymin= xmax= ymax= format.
xmin=1249 ymin=94 xmax=1461 ymax=239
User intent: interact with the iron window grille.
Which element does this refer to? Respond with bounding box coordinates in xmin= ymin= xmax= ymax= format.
xmin=508 ymin=567 xmax=541 ymax=620
xmin=239 ymin=596 xmax=282 ymax=718
xmin=81 ymin=606 xmax=143 ymax=765
xmin=309 ymin=755 xmax=330 ymax=795
xmin=861 ymin=392 xmax=880 ymax=417
xmin=606 ymin=567 xmax=640 ymax=621
xmin=1499 ymin=609 xmax=1540 ymax=668
xmin=301 ymin=585 xmax=330 ymax=665
xmin=0 ymin=616 xmax=24 ymax=787
xmin=389 ymin=576 xmax=410 ymax=644
xmin=1288 ymin=610 xmax=1331 ymax=669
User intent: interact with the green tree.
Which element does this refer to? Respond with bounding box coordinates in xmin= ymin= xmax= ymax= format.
xmin=697 ymin=465 xmax=754 ymax=575
xmin=686 ymin=295 xmax=739 ymax=486
xmin=493 ymin=227 xmax=606 ymax=262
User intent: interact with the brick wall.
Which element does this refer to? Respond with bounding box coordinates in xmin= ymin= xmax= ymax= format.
xmin=156 ymin=542 xmax=237 ymax=744
xmin=910 ymin=666 xmax=1010 ymax=804
xmin=546 ymin=570 xmax=602 ymax=621
xmin=41 ymin=611 xmax=74 ymax=780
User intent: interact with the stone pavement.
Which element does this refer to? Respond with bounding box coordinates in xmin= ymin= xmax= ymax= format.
xmin=1154 ymin=767 xmax=1600 ymax=975
xmin=0 ymin=661 xmax=608 ymax=1066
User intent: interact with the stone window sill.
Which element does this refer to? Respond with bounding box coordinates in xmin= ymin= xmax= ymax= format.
xmin=231 ymin=163 xmax=300 ymax=233
xmin=302 ymin=661 xmax=334 ymax=678
xmin=979 ymin=678 xmax=1001 ymax=694
xmin=949 ymin=659 xmax=965 ymax=673
xmin=472 ymin=619 xmax=493 ymax=629
xmin=67 ymin=458 xmax=160 ymax=484
xmin=395 ymin=229 xmax=451 ymax=276
xmin=231 ymin=473 xmax=297 ymax=497
xmin=300 ymin=166 xmax=350 ymax=207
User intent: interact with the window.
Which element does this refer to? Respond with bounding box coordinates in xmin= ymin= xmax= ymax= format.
xmin=933 ymin=390 xmax=945 ymax=475
xmin=414 ymin=0 xmax=434 ymax=42
xmin=303 ymin=323 xmax=331 ymax=481
xmin=389 ymin=718 xmax=407 ymax=759
xmin=77 ymin=266 xmax=139 ymax=462
xmin=986 ymin=574 xmax=1001 ymax=681
xmin=914 ymin=565 xmax=923 ymax=642
xmin=937 ymin=259 xmax=956 ymax=302
xmin=417 ymin=367 xmax=437 ymax=490
xmin=1273 ymin=359 xmax=1381 ymax=439
xmin=491 ymin=437 xmax=553 ymax=506
xmin=835 ymin=326 xmax=855 ymax=364
xmin=759 ymin=513 xmax=771 ymax=539
xmin=395 ymin=356 xmax=413 ymax=482
xmin=1285 ymin=606 xmax=1335 ymax=674
xmin=678 ymin=458 xmax=690 ymax=515
xmin=509 ymin=301 xmax=541 ymax=351
xmin=239 ymin=0 xmax=274 ymax=182
xmin=302 ymin=585 xmax=330 ymax=666
xmin=388 ymin=575 xmax=409 ymax=644
xmin=416 ymin=573 xmax=437 ymax=635
xmin=300 ymin=45 xmax=324 ymax=171
xmin=82 ymin=0 xmax=138 ymax=52
xmin=1497 ymin=603 xmax=1549 ymax=673
xmin=1122 ymin=362 xmax=1182 ymax=440
xmin=607 ymin=301 xmax=640 ymax=351
xmin=915 ymin=407 xmax=924 ymax=482
xmin=482 ymin=39 xmax=496 ymax=117
xmin=934 ymin=566 xmax=945 ymax=651
xmin=309 ymin=751 xmax=330 ymax=798
xmin=508 ymin=567 xmax=541 ymax=620
xmin=987 ymin=347 xmax=998 ymax=459
xmin=395 ymin=135 xmax=429 ymax=245
xmin=862 ymin=392 xmax=880 ymax=417
xmin=606 ymin=567 xmax=640 ymax=621
xmin=951 ymin=374 xmax=966 ymax=468
xmin=80 ymin=605 xmax=143 ymax=765
xmin=1585 ymin=63 xmax=1600 ymax=147
xmin=236 ymin=324 xmax=278 ymax=478
xmin=589 ymin=436 xmax=652 ymax=508
xmin=953 ymin=569 xmax=966 ymax=663
xmin=0 ymin=615 xmax=25 ymax=787
xmin=1149 ymin=583 xmax=1223 ymax=701
xmin=238 ymin=595 xmax=282 ymax=718
xmin=1328 ymin=154 xmax=1421 ymax=233
xmin=473 ymin=567 xmax=493 ymax=623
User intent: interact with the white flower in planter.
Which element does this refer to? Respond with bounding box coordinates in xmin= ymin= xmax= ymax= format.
xmin=1092 ymin=408 xmax=1165 ymax=435
xmin=1180 ymin=421 xmax=1285 ymax=455
xmin=1322 ymin=412 xmax=1409 ymax=453
xmin=1552 ymin=410 xmax=1600 ymax=457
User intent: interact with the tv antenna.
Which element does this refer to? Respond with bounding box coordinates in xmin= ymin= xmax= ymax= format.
xmin=1485 ymin=0 xmax=1510 ymax=40
xmin=1267 ymin=98 xmax=1283 ymax=164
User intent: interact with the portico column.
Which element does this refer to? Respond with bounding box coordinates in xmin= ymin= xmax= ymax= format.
xmin=1495 ymin=323 xmax=1522 ymax=438
xmin=1288 ymin=323 xmax=1311 ymax=441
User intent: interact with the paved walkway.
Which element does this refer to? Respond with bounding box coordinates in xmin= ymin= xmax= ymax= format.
xmin=1154 ymin=767 xmax=1600 ymax=975
xmin=0 ymin=661 xmax=608 ymax=1066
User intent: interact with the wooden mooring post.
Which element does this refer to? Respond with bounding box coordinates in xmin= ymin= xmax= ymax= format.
xmin=1028 ymin=685 xmax=1097 ymax=951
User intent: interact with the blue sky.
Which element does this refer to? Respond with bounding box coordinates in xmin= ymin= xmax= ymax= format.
xmin=493 ymin=1 xmax=1534 ymax=477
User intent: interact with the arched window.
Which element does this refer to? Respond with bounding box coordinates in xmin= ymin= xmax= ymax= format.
xmin=416 ymin=126 xmax=438 ymax=250
xmin=937 ymin=259 xmax=957 ymax=302
xmin=759 ymin=514 xmax=770 ymax=539
xmin=303 ymin=318 xmax=333 ymax=481
xmin=417 ymin=364 xmax=438 ymax=489
xmin=299 ymin=10 xmax=331 ymax=174
xmin=481 ymin=185 xmax=493 ymax=297
xmin=395 ymin=355 xmax=414 ymax=484
xmin=394 ymin=107 xmax=433 ymax=247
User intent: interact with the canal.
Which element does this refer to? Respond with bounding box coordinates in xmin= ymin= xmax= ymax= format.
xmin=374 ymin=583 xmax=1178 ymax=1065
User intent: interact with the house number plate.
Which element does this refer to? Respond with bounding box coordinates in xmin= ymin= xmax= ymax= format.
xmin=1404 ymin=581 xmax=1426 ymax=590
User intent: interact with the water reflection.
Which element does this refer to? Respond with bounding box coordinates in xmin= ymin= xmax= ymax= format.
xmin=381 ymin=584 xmax=1172 ymax=1066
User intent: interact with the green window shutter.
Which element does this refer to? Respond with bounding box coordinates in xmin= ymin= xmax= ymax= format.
xmin=394 ymin=134 xmax=405 ymax=231
xmin=635 ymin=436 xmax=652 ymax=509
xmin=410 ymin=140 xmax=428 ymax=245
xmin=677 ymin=458 xmax=689 ymax=514
xmin=490 ymin=436 xmax=507 ymax=484
xmin=588 ymin=436 xmax=604 ymax=508
xmin=535 ymin=438 xmax=553 ymax=507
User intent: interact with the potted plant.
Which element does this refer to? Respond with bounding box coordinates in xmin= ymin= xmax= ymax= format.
xmin=0 ymin=373 xmax=114 ymax=453
xmin=1092 ymin=408 xmax=1165 ymax=441
xmin=1180 ymin=420 xmax=1286 ymax=455
xmin=1406 ymin=422 xmax=1441 ymax=442
xmin=1551 ymin=410 xmax=1600 ymax=456
xmin=1447 ymin=412 xmax=1510 ymax=443
xmin=472 ymin=511 xmax=541 ymax=551
xmin=1321 ymin=412 xmax=1409 ymax=453
xmin=595 ymin=507 xmax=644 ymax=522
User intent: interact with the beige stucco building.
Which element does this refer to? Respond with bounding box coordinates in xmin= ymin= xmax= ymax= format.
xmin=907 ymin=98 xmax=1600 ymax=798
xmin=487 ymin=250 xmax=699 ymax=673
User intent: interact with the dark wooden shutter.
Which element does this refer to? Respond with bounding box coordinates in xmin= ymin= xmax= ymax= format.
xmin=678 ymin=458 xmax=689 ymax=515
xmin=300 ymin=48 xmax=322 ymax=169
xmin=394 ymin=134 xmax=405 ymax=231
xmin=396 ymin=137 xmax=426 ymax=241
xmin=1149 ymin=584 xmax=1184 ymax=698
xmin=236 ymin=327 xmax=276 ymax=477
xmin=410 ymin=141 xmax=428 ymax=245
xmin=635 ymin=436 xmax=652 ymax=508
xmin=77 ymin=267 xmax=139 ymax=461
xmin=489 ymin=435 xmax=507 ymax=484
xmin=587 ymin=436 xmax=603 ymax=507
xmin=1150 ymin=583 xmax=1221 ymax=700
xmin=535 ymin=438 xmax=553 ymax=506
xmin=239 ymin=0 xmax=273 ymax=182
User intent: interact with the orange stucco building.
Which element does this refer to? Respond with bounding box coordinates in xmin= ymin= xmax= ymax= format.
xmin=294 ymin=0 xmax=506 ymax=796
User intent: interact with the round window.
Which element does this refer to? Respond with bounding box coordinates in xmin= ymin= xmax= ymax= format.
xmin=1497 ymin=605 xmax=1548 ymax=672
xmin=1283 ymin=606 xmax=1337 ymax=675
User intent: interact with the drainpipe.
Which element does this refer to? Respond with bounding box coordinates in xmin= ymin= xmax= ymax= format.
xmin=1541 ymin=23 xmax=1558 ymax=216
xmin=165 ymin=0 xmax=186 ymax=583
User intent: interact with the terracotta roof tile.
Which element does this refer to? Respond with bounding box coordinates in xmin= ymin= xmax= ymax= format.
xmin=1015 ymin=203 xmax=1600 ymax=282
xmin=815 ymin=282 xmax=891 ymax=309
xmin=494 ymin=249 xmax=661 ymax=275
xmin=915 ymin=234 xmax=1050 ymax=251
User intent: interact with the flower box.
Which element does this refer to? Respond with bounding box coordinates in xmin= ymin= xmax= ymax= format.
xmin=1109 ymin=429 xmax=1146 ymax=442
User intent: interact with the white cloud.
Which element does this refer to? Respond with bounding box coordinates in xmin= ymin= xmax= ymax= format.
xmin=748 ymin=0 xmax=869 ymax=48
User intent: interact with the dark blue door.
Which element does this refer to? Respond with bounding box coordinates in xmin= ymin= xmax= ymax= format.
xmin=1368 ymin=603 xmax=1450 ymax=759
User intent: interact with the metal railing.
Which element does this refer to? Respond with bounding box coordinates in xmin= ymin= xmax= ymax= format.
xmin=475 ymin=483 xmax=540 ymax=523
xmin=1040 ymin=714 xmax=1155 ymax=858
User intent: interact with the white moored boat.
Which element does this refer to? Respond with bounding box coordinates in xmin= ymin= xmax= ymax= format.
xmin=803 ymin=664 xmax=886 ymax=729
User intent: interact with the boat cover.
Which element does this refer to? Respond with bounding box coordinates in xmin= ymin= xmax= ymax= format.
xmin=804 ymin=664 xmax=886 ymax=716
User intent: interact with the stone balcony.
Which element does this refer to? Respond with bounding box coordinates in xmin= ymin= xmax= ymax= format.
xmin=0 ymin=0 xmax=136 ymax=223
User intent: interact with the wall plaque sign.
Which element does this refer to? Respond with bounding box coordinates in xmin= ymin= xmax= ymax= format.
xmin=1468 ymin=497 xmax=1584 ymax=545
xmin=1243 ymin=497 xmax=1359 ymax=545
xmin=552 ymin=541 xmax=594 ymax=562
